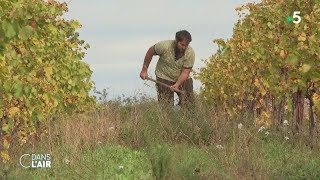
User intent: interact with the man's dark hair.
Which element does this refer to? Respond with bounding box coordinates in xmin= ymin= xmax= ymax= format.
xmin=175 ymin=30 xmax=192 ymax=43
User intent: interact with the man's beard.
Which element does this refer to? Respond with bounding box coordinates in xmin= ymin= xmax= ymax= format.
xmin=174 ymin=46 xmax=185 ymax=59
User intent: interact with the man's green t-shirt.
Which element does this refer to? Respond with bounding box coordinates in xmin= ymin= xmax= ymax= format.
xmin=154 ymin=40 xmax=195 ymax=82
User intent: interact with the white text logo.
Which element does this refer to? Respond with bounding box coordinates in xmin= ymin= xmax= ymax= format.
xmin=20 ymin=154 xmax=52 ymax=168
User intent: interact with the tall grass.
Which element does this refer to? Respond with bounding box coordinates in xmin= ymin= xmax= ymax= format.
xmin=1 ymin=95 xmax=320 ymax=179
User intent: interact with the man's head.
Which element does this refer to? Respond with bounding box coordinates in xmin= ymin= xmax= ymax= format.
xmin=175 ymin=30 xmax=192 ymax=54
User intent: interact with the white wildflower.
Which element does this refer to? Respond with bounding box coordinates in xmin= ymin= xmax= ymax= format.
xmin=283 ymin=120 xmax=289 ymax=126
xmin=265 ymin=131 xmax=270 ymax=136
xmin=63 ymin=158 xmax=70 ymax=165
xmin=285 ymin=136 xmax=289 ymax=140
xmin=21 ymin=139 xmax=27 ymax=144
xmin=216 ymin=145 xmax=224 ymax=150
xmin=118 ymin=165 xmax=124 ymax=170
xmin=238 ymin=123 xmax=243 ymax=129
xmin=258 ymin=126 xmax=266 ymax=132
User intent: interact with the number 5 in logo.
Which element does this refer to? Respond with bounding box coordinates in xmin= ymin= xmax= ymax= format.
xmin=293 ymin=11 xmax=301 ymax=24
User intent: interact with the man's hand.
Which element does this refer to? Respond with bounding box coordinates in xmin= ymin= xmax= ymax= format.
xmin=140 ymin=69 xmax=148 ymax=80
xmin=170 ymin=82 xmax=181 ymax=92
xmin=170 ymin=68 xmax=191 ymax=91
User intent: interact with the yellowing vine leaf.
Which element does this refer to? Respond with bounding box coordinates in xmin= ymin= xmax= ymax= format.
xmin=0 ymin=150 xmax=10 ymax=163
xmin=8 ymin=107 xmax=20 ymax=117
xmin=301 ymin=64 xmax=311 ymax=73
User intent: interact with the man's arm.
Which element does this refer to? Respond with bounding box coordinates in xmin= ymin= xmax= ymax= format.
xmin=140 ymin=46 xmax=157 ymax=80
xmin=170 ymin=68 xmax=192 ymax=90
xmin=171 ymin=47 xmax=195 ymax=90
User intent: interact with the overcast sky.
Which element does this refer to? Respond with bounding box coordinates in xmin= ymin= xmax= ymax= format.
xmin=60 ymin=0 xmax=260 ymax=99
